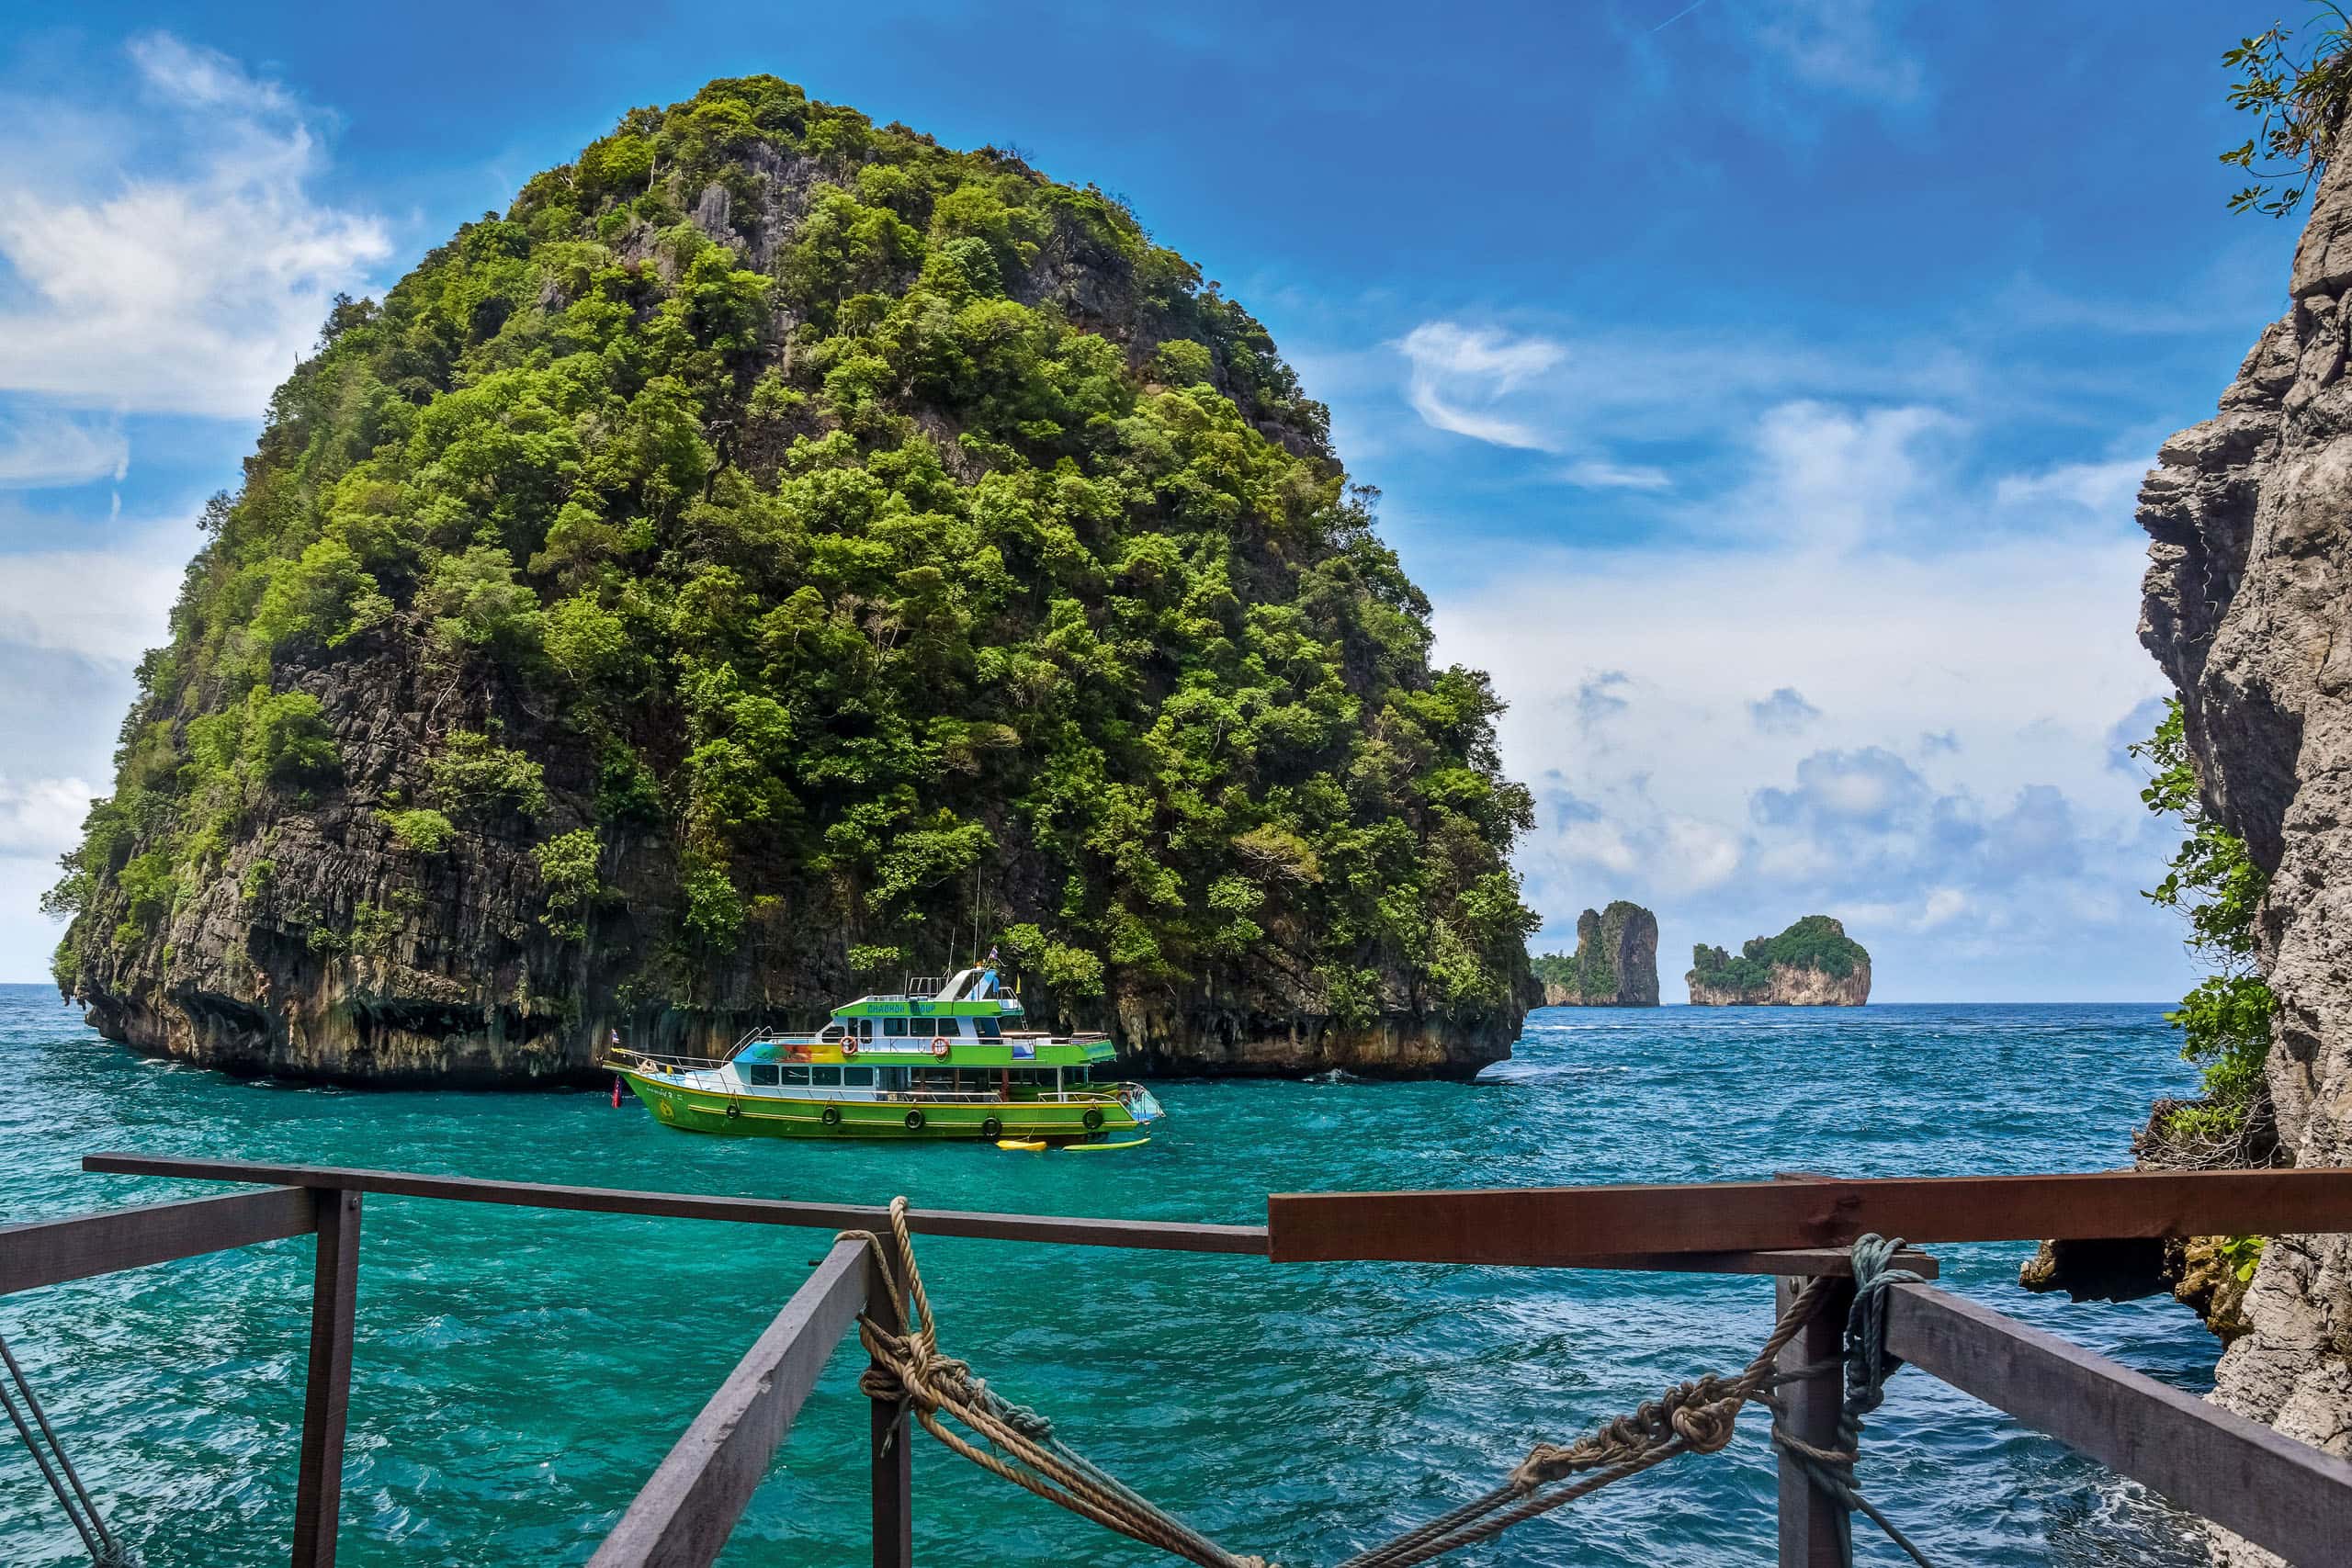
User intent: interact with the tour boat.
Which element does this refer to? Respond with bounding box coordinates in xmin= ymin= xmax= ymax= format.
xmin=607 ymin=968 xmax=1165 ymax=1144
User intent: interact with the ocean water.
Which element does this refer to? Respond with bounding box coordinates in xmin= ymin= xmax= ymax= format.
xmin=0 ymin=984 xmax=2226 ymax=1566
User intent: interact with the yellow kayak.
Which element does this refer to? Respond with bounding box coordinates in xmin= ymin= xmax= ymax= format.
xmin=996 ymin=1138 xmax=1047 ymax=1151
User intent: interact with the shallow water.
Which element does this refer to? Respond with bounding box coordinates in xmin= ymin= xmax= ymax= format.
xmin=0 ymin=986 xmax=2221 ymax=1565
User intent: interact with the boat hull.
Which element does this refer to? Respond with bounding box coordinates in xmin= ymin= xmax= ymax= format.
xmin=619 ymin=1069 xmax=1146 ymax=1141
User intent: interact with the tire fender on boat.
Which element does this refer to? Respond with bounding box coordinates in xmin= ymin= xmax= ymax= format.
xmin=904 ymin=1109 xmax=926 ymax=1131
xmin=820 ymin=1105 xmax=842 ymax=1127
xmin=725 ymin=1101 xmax=742 ymax=1120
xmin=1081 ymin=1108 xmax=1103 ymax=1131
xmin=981 ymin=1116 xmax=1002 ymax=1139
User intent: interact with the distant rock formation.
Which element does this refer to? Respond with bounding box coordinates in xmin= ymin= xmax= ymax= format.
xmin=1686 ymin=916 xmax=1870 ymax=1006
xmin=1530 ymin=902 xmax=1660 ymax=1006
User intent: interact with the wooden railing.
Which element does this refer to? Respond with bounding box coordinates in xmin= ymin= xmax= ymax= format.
xmin=0 ymin=1154 xmax=2346 ymax=1567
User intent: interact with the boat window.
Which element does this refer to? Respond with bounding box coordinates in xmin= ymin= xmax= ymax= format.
xmin=745 ymin=1064 xmax=781 ymax=1088
xmin=910 ymin=1018 xmax=935 ymax=1036
xmin=779 ymin=1066 xmax=811 ymax=1086
xmin=842 ymin=1066 xmax=876 ymax=1088
xmin=811 ymin=1066 xmax=843 ymax=1088
xmin=860 ymin=1019 xmax=876 ymax=1041
xmin=818 ymin=1024 xmax=844 ymax=1043
xmin=976 ymin=1019 xmax=1001 ymax=1040
xmin=883 ymin=1016 xmax=907 ymax=1037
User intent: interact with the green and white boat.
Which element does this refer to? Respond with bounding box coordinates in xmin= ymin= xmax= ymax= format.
xmin=609 ymin=967 xmax=1165 ymax=1145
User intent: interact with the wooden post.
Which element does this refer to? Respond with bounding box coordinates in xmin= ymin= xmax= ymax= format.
xmin=867 ymin=1247 xmax=912 ymax=1568
xmin=1774 ymin=1273 xmax=1850 ymax=1568
xmin=587 ymin=1241 xmax=868 ymax=1568
xmin=292 ymin=1188 xmax=360 ymax=1568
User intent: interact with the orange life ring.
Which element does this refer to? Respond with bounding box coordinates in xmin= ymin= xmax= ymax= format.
xmin=930 ymin=1040 xmax=951 ymax=1059
xmin=842 ymin=1039 xmax=859 ymax=1057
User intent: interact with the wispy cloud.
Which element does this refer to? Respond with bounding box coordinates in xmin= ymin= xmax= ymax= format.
xmin=1749 ymin=686 xmax=1822 ymax=736
xmin=0 ymin=411 xmax=128 ymax=488
xmin=1739 ymin=0 xmax=1927 ymax=108
xmin=1397 ymin=322 xmax=1565 ymax=450
xmin=0 ymin=775 xmax=93 ymax=859
xmin=0 ymin=33 xmax=390 ymax=417
xmin=0 ymin=516 xmax=187 ymax=666
xmin=1562 ymin=459 xmax=1672 ymax=491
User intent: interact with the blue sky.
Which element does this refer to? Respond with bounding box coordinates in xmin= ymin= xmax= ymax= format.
xmin=0 ymin=2 xmax=2303 ymax=996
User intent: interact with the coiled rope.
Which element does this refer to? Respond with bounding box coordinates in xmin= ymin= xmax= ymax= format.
xmin=842 ymin=1200 xmax=1932 ymax=1567
xmin=1764 ymin=1234 xmax=1934 ymax=1567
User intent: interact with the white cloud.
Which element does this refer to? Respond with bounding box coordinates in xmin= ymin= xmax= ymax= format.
xmin=0 ymin=775 xmax=93 ymax=859
xmin=1434 ymin=384 xmax=2186 ymax=998
xmin=1992 ymin=457 xmax=2148 ymax=518
xmin=0 ymin=411 xmax=129 ymax=488
xmin=0 ymin=518 xmax=186 ymax=666
xmin=1748 ymin=686 xmax=1821 ymax=736
xmin=0 ymin=34 xmax=390 ymax=417
xmin=1741 ymin=0 xmax=1926 ymax=107
xmin=1562 ymin=459 xmax=1671 ymax=491
xmin=1397 ymin=322 xmax=1565 ymax=449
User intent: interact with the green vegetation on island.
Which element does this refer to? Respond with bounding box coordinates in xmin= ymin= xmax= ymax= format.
xmin=1687 ymin=915 xmax=1870 ymax=1005
xmin=42 ymin=74 xmax=1537 ymax=1075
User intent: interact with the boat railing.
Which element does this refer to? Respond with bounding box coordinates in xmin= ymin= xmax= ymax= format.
xmin=25 ymin=1155 xmax=2352 ymax=1568
xmin=611 ymin=1047 xmax=733 ymax=1073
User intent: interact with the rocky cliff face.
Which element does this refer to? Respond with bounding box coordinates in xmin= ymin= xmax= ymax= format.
xmin=1537 ymin=902 xmax=1659 ymax=1006
xmin=2137 ymin=130 xmax=2352 ymax=1522
xmin=1684 ymin=915 xmax=1871 ymax=1005
xmin=48 ymin=75 xmax=1537 ymax=1085
xmin=1685 ymin=961 xmax=1871 ymax=1007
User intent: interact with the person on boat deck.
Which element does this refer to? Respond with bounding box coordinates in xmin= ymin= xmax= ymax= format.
xmin=980 ymin=945 xmax=1001 ymax=997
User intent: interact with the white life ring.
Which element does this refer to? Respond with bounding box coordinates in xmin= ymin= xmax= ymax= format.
xmin=930 ymin=1039 xmax=951 ymax=1059
xmin=842 ymin=1038 xmax=859 ymax=1058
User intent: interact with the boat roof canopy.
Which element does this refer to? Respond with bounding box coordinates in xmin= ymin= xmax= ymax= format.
xmin=733 ymin=1035 xmax=1117 ymax=1068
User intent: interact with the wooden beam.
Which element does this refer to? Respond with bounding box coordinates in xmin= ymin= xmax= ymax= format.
xmin=1775 ymin=1275 xmax=1852 ymax=1568
xmin=1265 ymin=1168 xmax=2352 ymax=1265
xmin=0 ymin=1186 xmax=316 ymax=1297
xmin=1538 ymin=1247 xmax=1937 ymax=1280
xmin=1884 ymin=1282 xmax=2352 ymax=1567
xmin=82 ymin=1155 xmax=1267 ymax=1258
xmin=291 ymin=1189 xmax=361 ymax=1568
xmin=865 ymin=1247 xmax=912 ymax=1568
xmin=588 ymin=1239 xmax=870 ymax=1568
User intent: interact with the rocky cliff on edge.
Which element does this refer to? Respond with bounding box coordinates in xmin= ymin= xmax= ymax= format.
xmin=2137 ymin=126 xmax=2352 ymax=1547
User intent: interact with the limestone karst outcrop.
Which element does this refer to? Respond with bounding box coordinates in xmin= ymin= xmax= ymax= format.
xmin=1684 ymin=915 xmax=1870 ymax=1006
xmin=2137 ymin=122 xmax=2352 ymax=1540
xmin=45 ymin=75 xmax=1537 ymax=1084
xmin=1530 ymin=902 xmax=1660 ymax=1007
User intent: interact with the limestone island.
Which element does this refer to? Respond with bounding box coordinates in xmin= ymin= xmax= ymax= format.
xmin=40 ymin=75 xmax=1539 ymax=1086
xmin=1686 ymin=916 xmax=1870 ymax=1006
xmin=1530 ymin=902 xmax=1659 ymax=1006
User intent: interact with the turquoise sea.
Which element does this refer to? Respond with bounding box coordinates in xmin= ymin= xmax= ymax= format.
xmin=1 ymin=984 xmax=2222 ymax=1566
